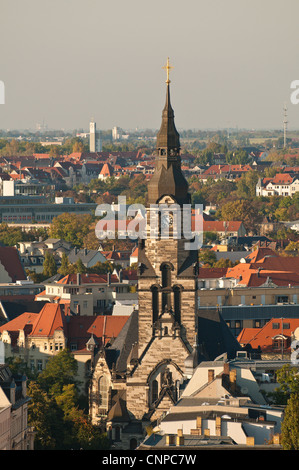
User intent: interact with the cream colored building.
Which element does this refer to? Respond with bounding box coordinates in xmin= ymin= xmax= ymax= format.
xmin=0 ymin=361 xmax=35 ymax=450
xmin=197 ymin=284 xmax=299 ymax=308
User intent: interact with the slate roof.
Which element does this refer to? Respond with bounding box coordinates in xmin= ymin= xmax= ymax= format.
xmin=196 ymin=308 xmax=241 ymax=361
xmin=0 ymin=247 xmax=27 ymax=282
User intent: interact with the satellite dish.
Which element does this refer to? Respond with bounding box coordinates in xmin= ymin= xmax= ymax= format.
xmin=241 ymin=387 xmax=248 ymax=394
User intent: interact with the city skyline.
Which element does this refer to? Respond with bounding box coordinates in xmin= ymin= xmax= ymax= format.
xmin=1 ymin=0 xmax=299 ymax=131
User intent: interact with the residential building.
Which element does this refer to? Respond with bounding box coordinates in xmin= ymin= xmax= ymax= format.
xmin=237 ymin=317 xmax=299 ymax=360
xmin=0 ymin=303 xmax=130 ymax=395
xmin=67 ymin=247 xmax=106 ymax=268
xmin=138 ymin=358 xmax=284 ymax=449
xmin=256 ymin=173 xmax=299 ymax=197
xmin=35 ymin=271 xmax=137 ymax=315
xmin=0 ymin=360 xmax=35 ymax=450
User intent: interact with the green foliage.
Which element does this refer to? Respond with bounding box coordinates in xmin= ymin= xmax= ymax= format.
xmin=37 ymin=349 xmax=79 ymax=397
xmin=281 ymin=393 xmax=299 ymax=450
xmin=26 ymin=350 xmax=109 ymax=450
xmin=58 ymin=252 xmax=70 ymax=276
xmin=217 ymin=198 xmax=261 ymax=233
xmin=43 ymin=251 xmax=57 ymax=278
xmin=198 ymin=249 xmax=217 ymax=266
xmin=49 ymin=213 xmax=94 ymax=247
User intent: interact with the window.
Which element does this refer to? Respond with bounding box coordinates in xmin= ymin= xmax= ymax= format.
xmin=152 ymin=380 xmax=159 ymax=403
xmin=151 ymin=285 xmax=159 ymax=323
xmin=173 ymin=285 xmax=181 ymax=324
xmin=276 ymin=296 xmax=289 ymax=303
xmin=272 ymin=323 xmax=280 ymax=329
xmin=98 ymin=375 xmax=109 ymax=408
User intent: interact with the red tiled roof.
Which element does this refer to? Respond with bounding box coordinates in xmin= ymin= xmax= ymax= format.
xmin=226 ymin=248 xmax=299 ymax=286
xmin=270 ymin=173 xmax=293 ymax=184
xmin=198 ymin=267 xmax=228 ymax=278
xmin=0 ymin=312 xmax=37 ymax=339
xmin=57 ymin=273 xmax=119 ymax=284
xmin=0 ymin=305 xmax=129 ymax=351
xmin=201 ymin=221 xmax=243 ymax=232
xmin=237 ymin=318 xmax=299 ymax=353
xmin=29 ymin=303 xmax=66 ymax=337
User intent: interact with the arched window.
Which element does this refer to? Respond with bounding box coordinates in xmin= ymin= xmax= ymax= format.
xmin=161 ymin=263 xmax=172 ymax=288
xmin=152 ymin=379 xmax=159 ymax=404
xmin=173 ymin=285 xmax=182 ymax=324
xmin=130 ymin=438 xmax=137 ymax=450
xmin=151 ymin=285 xmax=159 ymax=323
xmin=98 ymin=375 xmax=109 ymax=408
xmin=161 ymin=263 xmax=172 ymax=311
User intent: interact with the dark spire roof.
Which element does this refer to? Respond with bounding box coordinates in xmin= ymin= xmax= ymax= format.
xmin=156 ymin=82 xmax=180 ymax=152
xmin=147 ymin=62 xmax=190 ymax=206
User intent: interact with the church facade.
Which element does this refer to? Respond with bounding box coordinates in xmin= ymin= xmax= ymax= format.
xmin=89 ymin=61 xmax=240 ymax=449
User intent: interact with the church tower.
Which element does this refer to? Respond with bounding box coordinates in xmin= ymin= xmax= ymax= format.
xmin=125 ymin=59 xmax=199 ymax=421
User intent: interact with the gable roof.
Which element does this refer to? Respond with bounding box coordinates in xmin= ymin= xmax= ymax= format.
xmin=237 ymin=318 xmax=299 ymax=352
xmin=0 ymin=247 xmax=26 ymax=282
xmin=29 ymin=303 xmax=66 ymax=337
xmin=226 ymin=247 xmax=299 ymax=287
xmin=0 ymin=303 xmax=130 ymax=351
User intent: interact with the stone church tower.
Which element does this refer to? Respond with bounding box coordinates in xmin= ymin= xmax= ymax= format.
xmin=89 ymin=61 xmax=239 ymax=448
xmin=125 ymin=60 xmax=199 ymax=421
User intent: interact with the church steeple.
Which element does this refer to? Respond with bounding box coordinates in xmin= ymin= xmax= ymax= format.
xmin=156 ymin=59 xmax=180 ymax=155
xmin=147 ymin=58 xmax=190 ymax=206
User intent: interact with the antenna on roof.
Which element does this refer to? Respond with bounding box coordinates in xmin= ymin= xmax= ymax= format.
xmin=283 ymin=103 xmax=288 ymax=149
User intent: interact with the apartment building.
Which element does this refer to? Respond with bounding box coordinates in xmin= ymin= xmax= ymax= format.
xmin=36 ymin=271 xmax=138 ymax=315
xmin=0 ymin=361 xmax=35 ymax=450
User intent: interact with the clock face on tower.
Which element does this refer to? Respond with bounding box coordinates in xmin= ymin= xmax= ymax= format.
xmin=161 ymin=213 xmax=173 ymax=231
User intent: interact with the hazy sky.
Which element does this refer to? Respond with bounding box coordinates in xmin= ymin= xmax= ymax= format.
xmin=1 ymin=0 xmax=299 ymax=131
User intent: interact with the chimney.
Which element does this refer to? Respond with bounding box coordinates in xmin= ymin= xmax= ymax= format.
xmin=196 ymin=416 xmax=202 ymax=434
xmin=208 ymin=369 xmax=215 ymax=383
xmin=229 ymin=368 xmax=237 ymax=393
xmin=216 ymin=416 xmax=221 ymax=436
xmin=176 ymin=429 xmax=184 ymax=446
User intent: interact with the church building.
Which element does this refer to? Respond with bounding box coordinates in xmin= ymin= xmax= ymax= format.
xmin=89 ymin=60 xmax=240 ymax=450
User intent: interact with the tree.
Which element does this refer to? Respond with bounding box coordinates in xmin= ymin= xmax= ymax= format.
xmin=49 ymin=213 xmax=93 ymax=247
xmin=218 ymin=199 xmax=261 ymax=233
xmin=198 ymin=249 xmax=217 ymax=266
xmin=58 ymin=252 xmax=70 ymax=276
xmin=281 ymin=393 xmax=299 ymax=450
xmin=37 ymin=349 xmax=79 ymax=398
xmin=26 ymin=350 xmax=109 ymax=450
xmin=27 ymin=381 xmax=64 ymax=450
xmin=75 ymin=258 xmax=87 ymax=274
xmin=43 ymin=251 xmax=57 ymax=278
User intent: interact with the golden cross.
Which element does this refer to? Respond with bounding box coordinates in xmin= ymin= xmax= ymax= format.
xmin=162 ymin=57 xmax=173 ymax=84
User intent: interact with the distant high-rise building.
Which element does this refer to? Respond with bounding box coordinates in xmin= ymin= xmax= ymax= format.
xmin=89 ymin=120 xmax=102 ymax=152
xmin=112 ymin=126 xmax=121 ymax=140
